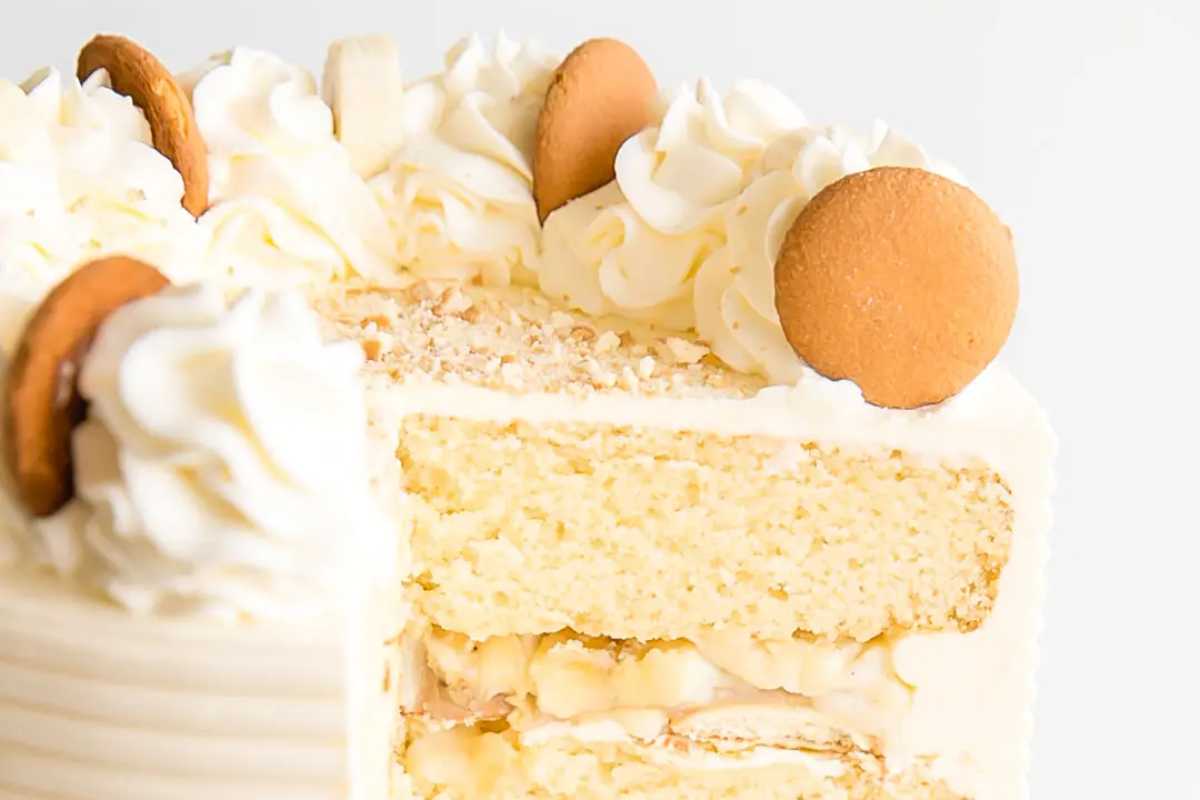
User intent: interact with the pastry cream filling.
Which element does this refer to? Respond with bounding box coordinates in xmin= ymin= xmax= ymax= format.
xmin=403 ymin=626 xmax=912 ymax=753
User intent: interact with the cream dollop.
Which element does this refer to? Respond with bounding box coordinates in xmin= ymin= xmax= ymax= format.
xmin=371 ymin=33 xmax=558 ymax=285
xmin=191 ymin=48 xmax=397 ymax=288
xmin=540 ymin=78 xmax=804 ymax=329
xmin=0 ymin=68 xmax=202 ymax=347
xmin=35 ymin=285 xmax=390 ymax=620
xmin=694 ymin=122 xmax=964 ymax=383
xmin=541 ymin=77 xmax=960 ymax=385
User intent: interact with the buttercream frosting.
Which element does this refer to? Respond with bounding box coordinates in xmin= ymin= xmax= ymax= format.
xmin=33 ymin=284 xmax=390 ymax=621
xmin=540 ymin=78 xmax=803 ymax=328
xmin=541 ymin=78 xmax=964 ymax=383
xmin=0 ymin=68 xmax=202 ymax=348
xmin=695 ymin=122 xmax=964 ymax=382
xmin=371 ymin=33 xmax=558 ymax=285
xmin=190 ymin=48 xmax=398 ymax=288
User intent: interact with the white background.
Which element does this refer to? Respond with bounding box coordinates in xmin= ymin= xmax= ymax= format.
xmin=4 ymin=1 xmax=1198 ymax=797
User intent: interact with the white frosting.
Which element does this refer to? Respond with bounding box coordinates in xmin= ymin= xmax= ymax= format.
xmin=540 ymin=78 xmax=803 ymax=328
xmin=0 ymin=68 xmax=202 ymax=348
xmin=541 ymin=78 xmax=964 ymax=383
xmin=191 ymin=48 xmax=398 ymax=288
xmin=695 ymin=123 xmax=964 ymax=382
xmin=888 ymin=449 xmax=1051 ymax=800
xmin=34 ymin=285 xmax=390 ymax=621
xmin=0 ymin=569 xmax=403 ymax=800
xmin=371 ymin=33 xmax=558 ymax=285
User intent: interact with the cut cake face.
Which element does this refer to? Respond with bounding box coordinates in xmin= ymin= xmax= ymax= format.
xmin=0 ymin=31 xmax=1052 ymax=800
xmin=325 ymin=279 xmax=1051 ymax=800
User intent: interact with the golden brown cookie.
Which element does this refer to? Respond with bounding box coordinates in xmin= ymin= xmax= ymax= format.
xmin=77 ymin=34 xmax=209 ymax=217
xmin=774 ymin=167 xmax=1018 ymax=409
xmin=533 ymin=38 xmax=658 ymax=222
xmin=4 ymin=257 xmax=169 ymax=517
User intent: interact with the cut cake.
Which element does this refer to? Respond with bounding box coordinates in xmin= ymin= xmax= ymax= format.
xmin=0 ymin=30 xmax=1053 ymax=800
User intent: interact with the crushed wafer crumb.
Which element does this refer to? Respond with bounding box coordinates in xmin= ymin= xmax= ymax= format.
xmin=314 ymin=280 xmax=766 ymax=398
xmin=662 ymin=336 xmax=710 ymax=365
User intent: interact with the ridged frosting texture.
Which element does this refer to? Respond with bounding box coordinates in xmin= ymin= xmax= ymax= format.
xmin=0 ymin=569 xmax=401 ymax=800
xmin=0 ymin=68 xmax=202 ymax=347
xmin=190 ymin=48 xmax=397 ymax=288
xmin=371 ymin=33 xmax=558 ymax=285
xmin=34 ymin=284 xmax=388 ymax=620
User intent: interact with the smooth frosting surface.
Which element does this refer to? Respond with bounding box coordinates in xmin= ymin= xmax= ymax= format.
xmin=191 ymin=48 xmax=398 ymax=288
xmin=32 ymin=285 xmax=389 ymax=620
xmin=371 ymin=33 xmax=558 ymax=285
xmin=0 ymin=68 xmax=202 ymax=347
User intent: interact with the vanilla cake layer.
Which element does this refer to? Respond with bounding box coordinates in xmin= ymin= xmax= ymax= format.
xmin=323 ymin=281 xmax=1028 ymax=644
xmin=400 ymin=417 xmax=1011 ymax=642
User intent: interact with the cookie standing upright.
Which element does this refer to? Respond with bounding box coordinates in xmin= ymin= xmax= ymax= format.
xmin=533 ymin=38 xmax=658 ymax=222
xmin=77 ymin=35 xmax=210 ymax=216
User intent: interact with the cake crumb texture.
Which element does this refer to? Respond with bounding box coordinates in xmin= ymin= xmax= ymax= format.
xmin=398 ymin=417 xmax=1013 ymax=643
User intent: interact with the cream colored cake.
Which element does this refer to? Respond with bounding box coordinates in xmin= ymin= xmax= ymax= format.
xmin=0 ymin=30 xmax=1053 ymax=800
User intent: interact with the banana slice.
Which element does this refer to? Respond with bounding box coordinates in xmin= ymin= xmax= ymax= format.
xmin=322 ymin=34 xmax=406 ymax=178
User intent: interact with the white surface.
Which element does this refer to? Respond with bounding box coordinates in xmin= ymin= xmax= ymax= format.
xmin=3 ymin=1 xmax=1198 ymax=796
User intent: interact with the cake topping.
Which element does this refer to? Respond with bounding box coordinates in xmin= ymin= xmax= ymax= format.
xmin=774 ymin=167 xmax=1018 ymax=409
xmin=4 ymin=256 xmax=168 ymax=516
xmin=77 ymin=34 xmax=209 ymax=217
xmin=191 ymin=47 xmax=398 ymax=288
xmin=533 ymin=38 xmax=658 ymax=222
xmin=539 ymin=79 xmax=805 ymax=336
xmin=0 ymin=66 xmax=205 ymax=347
xmin=27 ymin=279 xmax=389 ymax=618
xmin=371 ymin=34 xmax=557 ymax=285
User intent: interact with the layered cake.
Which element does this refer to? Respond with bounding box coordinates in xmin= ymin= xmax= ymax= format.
xmin=0 ymin=31 xmax=1054 ymax=800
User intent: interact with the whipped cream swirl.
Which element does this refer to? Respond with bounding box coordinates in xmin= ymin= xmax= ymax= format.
xmin=0 ymin=68 xmax=202 ymax=348
xmin=36 ymin=285 xmax=390 ymax=620
xmin=540 ymin=78 xmax=804 ymax=328
xmin=371 ymin=33 xmax=558 ymax=285
xmin=190 ymin=48 xmax=398 ymax=288
xmin=695 ymin=122 xmax=965 ymax=383
xmin=541 ymin=74 xmax=961 ymax=384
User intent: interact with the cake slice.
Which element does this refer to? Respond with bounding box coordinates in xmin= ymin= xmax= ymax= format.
xmin=318 ymin=275 xmax=1051 ymax=800
xmin=315 ymin=34 xmax=1050 ymax=799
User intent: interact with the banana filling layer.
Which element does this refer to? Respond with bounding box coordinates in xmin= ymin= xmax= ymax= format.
xmin=399 ymin=626 xmax=913 ymax=756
